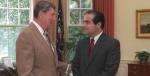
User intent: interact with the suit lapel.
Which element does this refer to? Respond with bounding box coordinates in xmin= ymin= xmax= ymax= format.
xmin=85 ymin=33 xmax=106 ymax=69
xmin=28 ymin=23 xmax=56 ymax=64
xmin=49 ymin=37 xmax=58 ymax=66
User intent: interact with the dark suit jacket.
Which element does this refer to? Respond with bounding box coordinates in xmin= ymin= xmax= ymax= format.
xmin=72 ymin=32 xmax=120 ymax=76
xmin=16 ymin=22 xmax=68 ymax=76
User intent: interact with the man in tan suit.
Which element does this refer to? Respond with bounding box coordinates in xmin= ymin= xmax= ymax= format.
xmin=16 ymin=1 xmax=71 ymax=76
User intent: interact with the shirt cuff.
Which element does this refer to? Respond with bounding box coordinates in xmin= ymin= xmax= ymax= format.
xmin=66 ymin=64 xmax=69 ymax=74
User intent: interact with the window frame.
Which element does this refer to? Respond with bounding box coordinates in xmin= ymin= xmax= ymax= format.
xmin=68 ymin=0 xmax=92 ymax=26
xmin=0 ymin=0 xmax=33 ymax=61
xmin=0 ymin=0 xmax=33 ymax=27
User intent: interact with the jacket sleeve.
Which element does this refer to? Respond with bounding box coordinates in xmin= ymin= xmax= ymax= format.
xmin=16 ymin=31 xmax=34 ymax=76
xmin=57 ymin=61 xmax=68 ymax=74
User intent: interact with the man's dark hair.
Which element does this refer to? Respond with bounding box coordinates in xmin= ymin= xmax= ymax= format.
xmin=34 ymin=1 xmax=56 ymax=18
xmin=85 ymin=10 xmax=105 ymax=29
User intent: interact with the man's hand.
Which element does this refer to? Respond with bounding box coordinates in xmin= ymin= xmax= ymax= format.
xmin=68 ymin=64 xmax=72 ymax=71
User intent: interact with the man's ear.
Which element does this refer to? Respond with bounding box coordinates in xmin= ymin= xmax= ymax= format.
xmin=38 ymin=11 xmax=44 ymax=18
xmin=97 ymin=22 xmax=102 ymax=28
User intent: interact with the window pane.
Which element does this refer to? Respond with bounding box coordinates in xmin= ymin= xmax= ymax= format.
xmin=0 ymin=9 xmax=7 ymax=25
xmin=81 ymin=0 xmax=92 ymax=8
xmin=20 ymin=0 xmax=29 ymax=8
xmin=81 ymin=9 xmax=91 ymax=24
xmin=0 ymin=27 xmax=25 ymax=62
xmin=8 ymin=9 xmax=18 ymax=25
xmin=20 ymin=9 xmax=29 ymax=25
xmin=70 ymin=9 xmax=79 ymax=25
xmin=70 ymin=0 xmax=79 ymax=8
xmin=8 ymin=0 xmax=18 ymax=8
xmin=0 ymin=0 xmax=7 ymax=7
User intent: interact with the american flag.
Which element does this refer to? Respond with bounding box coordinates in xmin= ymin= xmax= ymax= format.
xmin=56 ymin=0 xmax=64 ymax=61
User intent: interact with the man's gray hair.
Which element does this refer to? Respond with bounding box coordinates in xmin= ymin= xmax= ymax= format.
xmin=34 ymin=1 xmax=56 ymax=18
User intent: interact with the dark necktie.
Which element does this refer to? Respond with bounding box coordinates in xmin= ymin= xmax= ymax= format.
xmin=89 ymin=38 xmax=94 ymax=57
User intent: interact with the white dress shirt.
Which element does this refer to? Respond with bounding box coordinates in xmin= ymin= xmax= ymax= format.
xmin=90 ymin=31 xmax=103 ymax=45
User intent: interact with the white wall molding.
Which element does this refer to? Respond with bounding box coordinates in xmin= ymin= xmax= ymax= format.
xmin=120 ymin=60 xmax=138 ymax=64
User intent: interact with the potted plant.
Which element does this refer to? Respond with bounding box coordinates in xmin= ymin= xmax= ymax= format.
xmin=135 ymin=49 xmax=150 ymax=64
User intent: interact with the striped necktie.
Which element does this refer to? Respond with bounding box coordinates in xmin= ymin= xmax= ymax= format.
xmin=43 ymin=31 xmax=54 ymax=51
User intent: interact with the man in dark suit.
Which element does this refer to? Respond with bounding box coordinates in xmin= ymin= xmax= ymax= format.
xmin=72 ymin=10 xmax=120 ymax=76
xmin=16 ymin=1 xmax=71 ymax=76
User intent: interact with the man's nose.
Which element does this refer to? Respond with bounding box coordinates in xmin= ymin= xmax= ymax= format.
xmin=53 ymin=17 xmax=56 ymax=21
xmin=83 ymin=23 xmax=86 ymax=27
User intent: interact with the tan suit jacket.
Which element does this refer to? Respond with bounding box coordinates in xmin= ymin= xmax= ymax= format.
xmin=16 ymin=22 xmax=68 ymax=76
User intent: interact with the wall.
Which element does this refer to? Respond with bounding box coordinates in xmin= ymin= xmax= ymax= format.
xmin=114 ymin=0 xmax=150 ymax=61
xmin=114 ymin=0 xmax=150 ymax=76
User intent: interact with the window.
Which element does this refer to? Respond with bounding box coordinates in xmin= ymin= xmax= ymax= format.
xmin=68 ymin=0 xmax=92 ymax=60
xmin=68 ymin=0 xmax=92 ymax=39
xmin=0 ymin=0 xmax=33 ymax=62
xmin=68 ymin=0 xmax=92 ymax=75
xmin=68 ymin=0 xmax=92 ymax=56
xmin=69 ymin=0 xmax=92 ymax=25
